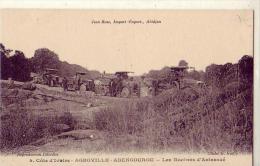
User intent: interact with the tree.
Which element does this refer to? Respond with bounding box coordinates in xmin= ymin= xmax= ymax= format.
xmin=0 ymin=43 xmax=13 ymax=79
xmin=147 ymin=66 xmax=171 ymax=80
xmin=187 ymin=70 xmax=203 ymax=81
xmin=0 ymin=43 xmax=13 ymax=57
xmin=238 ymin=55 xmax=253 ymax=86
xmin=204 ymin=55 xmax=253 ymax=89
xmin=31 ymin=48 xmax=60 ymax=74
xmin=30 ymin=48 xmax=94 ymax=79
xmin=178 ymin=60 xmax=188 ymax=67
xmin=9 ymin=50 xmax=32 ymax=81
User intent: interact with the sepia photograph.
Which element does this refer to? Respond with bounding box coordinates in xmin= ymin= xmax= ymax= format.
xmin=0 ymin=7 xmax=256 ymax=166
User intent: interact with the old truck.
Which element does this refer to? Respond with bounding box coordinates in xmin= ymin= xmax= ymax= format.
xmin=42 ymin=68 xmax=61 ymax=87
xmin=94 ymin=75 xmax=112 ymax=96
xmin=31 ymin=68 xmax=61 ymax=87
xmin=168 ymin=66 xmax=205 ymax=89
xmin=143 ymin=66 xmax=205 ymax=96
xmin=111 ymin=71 xmax=140 ymax=98
xmin=94 ymin=71 xmax=140 ymax=98
xmin=66 ymin=72 xmax=95 ymax=92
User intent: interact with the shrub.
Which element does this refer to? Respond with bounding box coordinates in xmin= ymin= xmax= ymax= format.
xmin=94 ymin=100 xmax=148 ymax=136
xmin=0 ymin=108 xmax=75 ymax=150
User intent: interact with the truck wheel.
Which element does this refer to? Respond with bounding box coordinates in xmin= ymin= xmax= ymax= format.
xmin=121 ymin=87 xmax=130 ymax=98
xmin=80 ymin=84 xmax=86 ymax=91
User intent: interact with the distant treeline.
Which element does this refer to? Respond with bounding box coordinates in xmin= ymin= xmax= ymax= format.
xmin=1 ymin=43 xmax=253 ymax=89
xmin=0 ymin=43 xmax=100 ymax=82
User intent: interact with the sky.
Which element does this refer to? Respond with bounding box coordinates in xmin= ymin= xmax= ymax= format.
xmin=0 ymin=10 xmax=253 ymax=75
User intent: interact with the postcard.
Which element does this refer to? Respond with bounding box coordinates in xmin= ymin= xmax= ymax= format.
xmin=0 ymin=8 xmax=255 ymax=166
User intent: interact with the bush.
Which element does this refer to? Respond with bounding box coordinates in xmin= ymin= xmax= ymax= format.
xmin=94 ymin=100 xmax=148 ymax=136
xmin=0 ymin=108 xmax=75 ymax=149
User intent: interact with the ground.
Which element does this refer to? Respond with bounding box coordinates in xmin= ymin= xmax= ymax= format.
xmin=0 ymin=80 xmax=145 ymax=154
xmin=0 ymin=79 xmax=253 ymax=154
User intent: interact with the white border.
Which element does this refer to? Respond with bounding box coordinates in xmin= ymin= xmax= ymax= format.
xmin=0 ymin=0 xmax=256 ymax=9
xmin=0 ymin=0 xmax=259 ymax=166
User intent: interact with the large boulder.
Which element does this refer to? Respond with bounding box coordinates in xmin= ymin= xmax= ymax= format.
xmin=22 ymin=82 xmax=36 ymax=91
xmin=56 ymin=129 xmax=104 ymax=140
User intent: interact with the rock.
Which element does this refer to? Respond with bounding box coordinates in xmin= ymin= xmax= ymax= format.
xmin=52 ymin=124 xmax=71 ymax=133
xmin=87 ymin=103 xmax=93 ymax=108
xmin=56 ymin=129 xmax=103 ymax=140
xmin=22 ymin=82 xmax=36 ymax=91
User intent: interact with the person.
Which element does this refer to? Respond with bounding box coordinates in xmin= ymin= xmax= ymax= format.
xmin=152 ymin=79 xmax=158 ymax=96
xmin=129 ymin=77 xmax=134 ymax=95
xmin=77 ymin=76 xmax=81 ymax=91
xmin=109 ymin=79 xmax=116 ymax=97
xmin=90 ymin=80 xmax=95 ymax=92
xmin=62 ymin=77 xmax=68 ymax=91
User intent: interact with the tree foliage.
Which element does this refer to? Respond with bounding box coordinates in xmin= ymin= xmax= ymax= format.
xmin=31 ymin=48 xmax=61 ymax=74
xmin=1 ymin=43 xmax=253 ymax=88
xmin=9 ymin=50 xmax=32 ymax=81
xmin=146 ymin=66 xmax=171 ymax=80
xmin=1 ymin=44 xmax=31 ymax=81
xmin=178 ymin=60 xmax=188 ymax=67
xmin=1 ymin=43 xmax=100 ymax=82
xmin=204 ymin=55 xmax=253 ymax=89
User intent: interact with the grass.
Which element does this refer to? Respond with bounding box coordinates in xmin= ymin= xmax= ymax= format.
xmin=0 ymin=107 xmax=75 ymax=150
xmin=93 ymin=84 xmax=253 ymax=153
xmin=0 ymin=81 xmax=253 ymax=153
